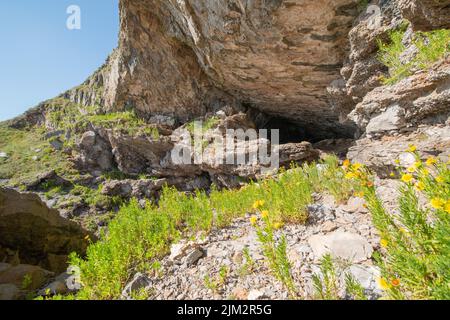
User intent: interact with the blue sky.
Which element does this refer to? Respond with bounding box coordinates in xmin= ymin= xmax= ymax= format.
xmin=0 ymin=0 xmax=119 ymax=121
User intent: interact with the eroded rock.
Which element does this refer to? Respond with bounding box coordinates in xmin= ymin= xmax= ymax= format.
xmin=0 ymin=188 xmax=95 ymax=272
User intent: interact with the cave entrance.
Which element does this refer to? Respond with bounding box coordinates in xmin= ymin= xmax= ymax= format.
xmin=256 ymin=116 xmax=355 ymax=144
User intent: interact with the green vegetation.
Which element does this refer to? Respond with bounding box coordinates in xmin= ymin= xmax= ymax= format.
xmin=67 ymin=151 xmax=450 ymax=300
xmin=70 ymin=184 xmax=123 ymax=209
xmin=204 ymin=265 xmax=230 ymax=294
xmin=46 ymin=98 xmax=160 ymax=141
xmin=344 ymin=152 xmax=450 ymax=299
xmin=238 ymin=247 xmax=256 ymax=277
xmin=186 ymin=117 xmax=220 ymax=135
xmin=312 ymin=254 xmax=367 ymax=300
xmin=377 ymin=23 xmax=450 ymax=85
xmin=67 ymin=156 xmax=355 ymax=299
xmin=0 ymin=124 xmax=77 ymax=186
xmin=251 ymin=205 xmax=297 ymax=298
xmin=312 ymin=254 xmax=340 ymax=300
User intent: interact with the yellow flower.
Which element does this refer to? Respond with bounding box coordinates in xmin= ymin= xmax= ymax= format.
xmin=436 ymin=176 xmax=444 ymax=183
xmin=406 ymin=166 xmax=416 ymax=173
xmin=343 ymin=159 xmax=351 ymax=169
xmin=389 ymin=172 xmax=396 ymax=177
xmin=355 ymin=191 xmax=365 ymax=198
xmin=421 ymin=168 xmax=430 ymax=176
xmin=377 ymin=277 xmax=390 ymax=290
xmin=380 ymin=239 xmax=388 ymax=248
xmin=413 ymin=161 xmax=422 ymax=168
xmin=250 ymin=215 xmax=258 ymax=226
xmin=252 ymin=200 xmax=265 ymax=210
xmin=401 ymin=174 xmax=414 ymax=183
xmin=273 ymin=222 xmax=283 ymax=230
xmin=261 ymin=210 xmax=269 ymax=219
xmin=394 ymin=159 xmax=400 ymax=165
xmin=352 ymin=163 xmax=362 ymax=171
xmin=445 ymin=201 xmax=450 ymax=214
xmin=407 ymin=145 xmax=417 ymax=153
xmin=415 ymin=181 xmax=425 ymax=191
xmin=430 ymin=198 xmax=445 ymax=209
xmin=426 ymin=157 xmax=437 ymax=166
xmin=345 ymin=172 xmax=357 ymax=180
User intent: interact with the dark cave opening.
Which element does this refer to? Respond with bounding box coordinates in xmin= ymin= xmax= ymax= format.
xmin=253 ymin=115 xmax=356 ymax=145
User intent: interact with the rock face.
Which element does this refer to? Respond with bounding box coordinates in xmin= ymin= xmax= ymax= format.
xmin=99 ymin=0 xmax=361 ymax=139
xmin=0 ymin=188 xmax=94 ymax=273
xmin=349 ymin=60 xmax=450 ymax=137
xmin=75 ymin=112 xmax=321 ymax=187
xmin=398 ymin=0 xmax=450 ymax=31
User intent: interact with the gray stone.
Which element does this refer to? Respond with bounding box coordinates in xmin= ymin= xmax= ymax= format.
xmin=49 ymin=139 xmax=64 ymax=151
xmin=340 ymin=196 xmax=368 ymax=214
xmin=345 ymin=265 xmax=382 ymax=299
xmin=247 ymin=289 xmax=266 ymax=300
xmin=0 ymin=284 xmax=20 ymax=300
xmin=307 ymin=204 xmax=335 ymax=224
xmin=185 ymin=248 xmax=204 ymax=266
xmin=121 ymin=272 xmax=151 ymax=299
xmin=0 ymin=263 xmax=11 ymax=273
xmin=308 ymin=231 xmax=373 ymax=263
xmin=366 ymin=105 xmax=405 ymax=135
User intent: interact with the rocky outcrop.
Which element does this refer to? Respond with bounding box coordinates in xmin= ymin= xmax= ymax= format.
xmin=398 ymin=0 xmax=450 ymax=31
xmin=327 ymin=1 xmax=402 ymax=121
xmin=75 ymin=112 xmax=321 ymax=187
xmin=0 ymin=188 xmax=94 ymax=273
xmin=96 ymin=0 xmax=362 ymax=139
xmin=347 ymin=125 xmax=450 ymax=177
xmin=349 ymin=60 xmax=450 ymax=137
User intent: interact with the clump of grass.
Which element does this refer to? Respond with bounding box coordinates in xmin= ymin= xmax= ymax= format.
xmin=377 ymin=23 xmax=450 ymax=85
xmin=312 ymin=254 xmax=368 ymax=300
xmin=204 ymin=265 xmax=230 ymax=294
xmin=186 ymin=116 xmax=220 ymax=135
xmin=238 ymin=248 xmax=257 ymax=277
xmin=251 ymin=205 xmax=297 ymax=298
xmin=70 ymin=199 xmax=180 ymax=299
xmin=312 ymin=254 xmax=340 ymax=300
xmin=46 ymin=98 xmax=160 ymax=140
xmin=70 ymin=184 xmax=123 ymax=209
xmin=344 ymin=151 xmax=450 ymax=299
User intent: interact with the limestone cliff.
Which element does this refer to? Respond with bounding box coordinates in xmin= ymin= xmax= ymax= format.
xmin=94 ymin=0 xmax=363 ymax=139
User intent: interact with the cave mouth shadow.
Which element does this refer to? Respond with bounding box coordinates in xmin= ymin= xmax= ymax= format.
xmin=257 ymin=116 xmax=356 ymax=145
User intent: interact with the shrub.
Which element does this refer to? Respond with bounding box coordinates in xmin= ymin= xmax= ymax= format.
xmin=344 ymin=152 xmax=450 ymax=299
xmin=378 ymin=23 xmax=450 ymax=85
xmin=251 ymin=204 xmax=297 ymax=298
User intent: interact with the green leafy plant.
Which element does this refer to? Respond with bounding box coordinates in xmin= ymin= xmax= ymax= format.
xmin=345 ymin=152 xmax=450 ymax=299
xmin=251 ymin=205 xmax=298 ymax=298
xmin=378 ymin=23 xmax=450 ymax=85
xmin=312 ymin=254 xmax=340 ymax=300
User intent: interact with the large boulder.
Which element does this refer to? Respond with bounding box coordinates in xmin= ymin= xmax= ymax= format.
xmin=0 ymin=188 xmax=95 ymax=273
